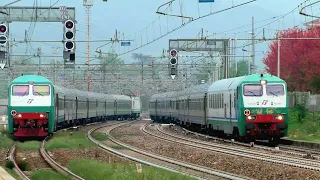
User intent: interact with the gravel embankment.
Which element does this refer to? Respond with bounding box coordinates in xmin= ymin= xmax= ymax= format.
xmin=0 ymin=148 xmax=9 ymax=166
xmin=110 ymin=121 xmax=320 ymax=180
xmin=49 ymin=147 xmax=126 ymax=167
xmin=161 ymin=125 xmax=305 ymax=158
xmin=16 ymin=150 xmax=50 ymax=171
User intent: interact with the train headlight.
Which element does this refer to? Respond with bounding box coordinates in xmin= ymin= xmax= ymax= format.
xmin=17 ymin=114 xmax=22 ymax=118
xmin=40 ymin=114 xmax=44 ymax=118
xmin=260 ymin=80 xmax=267 ymax=86
xmin=275 ymin=115 xmax=284 ymax=120
xmin=247 ymin=115 xmax=256 ymax=120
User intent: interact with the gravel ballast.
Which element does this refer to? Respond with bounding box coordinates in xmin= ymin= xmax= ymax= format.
xmin=110 ymin=120 xmax=320 ymax=180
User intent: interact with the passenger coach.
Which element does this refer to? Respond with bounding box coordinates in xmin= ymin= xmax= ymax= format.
xmin=149 ymin=73 xmax=289 ymax=143
xmin=8 ymin=75 xmax=138 ymax=138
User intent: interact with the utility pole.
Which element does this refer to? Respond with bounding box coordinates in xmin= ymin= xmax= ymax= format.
xmin=52 ymin=47 xmax=58 ymax=83
xmin=251 ymin=16 xmax=255 ymax=74
xmin=37 ymin=47 xmax=41 ymax=75
xmin=84 ymin=0 xmax=93 ymax=91
xmin=277 ymin=22 xmax=281 ymax=78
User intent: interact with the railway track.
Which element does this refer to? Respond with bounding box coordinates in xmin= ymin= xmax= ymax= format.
xmin=40 ymin=136 xmax=85 ymax=180
xmin=9 ymin=143 xmax=30 ymax=180
xmin=7 ymin=121 xmax=115 ymax=180
xmin=143 ymin=123 xmax=320 ymax=172
xmin=88 ymin=120 xmax=252 ymax=180
xmin=179 ymin=125 xmax=320 ymax=159
xmin=278 ymin=145 xmax=320 ymax=158
xmin=8 ymin=136 xmax=85 ymax=180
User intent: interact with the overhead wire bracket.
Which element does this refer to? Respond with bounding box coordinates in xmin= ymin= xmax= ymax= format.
xmin=156 ymin=0 xmax=193 ymax=21
xmin=299 ymin=0 xmax=320 ymax=18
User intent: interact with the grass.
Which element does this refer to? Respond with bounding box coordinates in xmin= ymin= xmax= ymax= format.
xmin=31 ymin=170 xmax=71 ymax=180
xmin=17 ymin=141 xmax=41 ymax=150
xmin=288 ymin=108 xmax=320 ymax=142
xmin=68 ymin=159 xmax=195 ymax=180
xmin=3 ymin=167 xmax=21 ymax=180
xmin=109 ymin=145 xmax=128 ymax=150
xmin=45 ymin=131 xmax=95 ymax=150
xmin=91 ymin=132 xmax=108 ymax=141
xmin=0 ymin=128 xmax=14 ymax=148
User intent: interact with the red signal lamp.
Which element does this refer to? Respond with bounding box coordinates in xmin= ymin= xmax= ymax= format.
xmin=0 ymin=24 xmax=7 ymax=33
xmin=65 ymin=20 xmax=74 ymax=29
xmin=170 ymin=49 xmax=177 ymax=57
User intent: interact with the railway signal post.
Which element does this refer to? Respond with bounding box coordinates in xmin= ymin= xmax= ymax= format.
xmin=63 ymin=19 xmax=76 ymax=63
xmin=169 ymin=49 xmax=178 ymax=79
xmin=0 ymin=23 xmax=8 ymax=70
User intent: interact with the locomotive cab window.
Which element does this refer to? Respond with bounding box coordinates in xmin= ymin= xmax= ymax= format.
xmin=243 ymin=84 xmax=263 ymax=96
xmin=12 ymin=85 xmax=29 ymax=96
xmin=33 ymin=85 xmax=50 ymax=96
xmin=266 ymin=84 xmax=285 ymax=96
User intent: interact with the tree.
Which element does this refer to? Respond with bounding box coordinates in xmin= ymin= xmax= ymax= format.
xmin=263 ymin=27 xmax=320 ymax=93
xmin=99 ymin=51 xmax=124 ymax=74
xmin=229 ymin=59 xmax=249 ymax=78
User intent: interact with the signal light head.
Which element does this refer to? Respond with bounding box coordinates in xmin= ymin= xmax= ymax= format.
xmin=0 ymin=35 xmax=7 ymax=45
xmin=65 ymin=20 xmax=74 ymax=29
xmin=170 ymin=57 xmax=177 ymax=65
xmin=170 ymin=49 xmax=177 ymax=57
xmin=65 ymin=41 xmax=74 ymax=50
xmin=0 ymin=24 xmax=6 ymax=33
xmin=65 ymin=31 xmax=74 ymax=39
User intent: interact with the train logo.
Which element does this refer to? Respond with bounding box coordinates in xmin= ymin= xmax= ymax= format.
xmin=27 ymin=99 xmax=34 ymax=104
xmin=262 ymin=100 xmax=268 ymax=105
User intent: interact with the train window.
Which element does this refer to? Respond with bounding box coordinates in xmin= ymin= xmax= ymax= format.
xmin=33 ymin=85 xmax=50 ymax=96
xmin=266 ymin=84 xmax=285 ymax=96
xmin=243 ymin=84 xmax=263 ymax=96
xmin=12 ymin=85 xmax=29 ymax=96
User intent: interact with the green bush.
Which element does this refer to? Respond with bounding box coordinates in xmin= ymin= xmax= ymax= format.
xmin=17 ymin=161 xmax=29 ymax=171
xmin=5 ymin=161 xmax=14 ymax=169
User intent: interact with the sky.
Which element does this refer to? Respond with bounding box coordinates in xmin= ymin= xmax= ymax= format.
xmin=0 ymin=0 xmax=317 ymax=71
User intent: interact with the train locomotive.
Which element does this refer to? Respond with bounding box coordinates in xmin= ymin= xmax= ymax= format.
xmin=7 ymin=75 xmax=141 ymax=138
xmin=149 ymin=73 xmax=289 ymax=143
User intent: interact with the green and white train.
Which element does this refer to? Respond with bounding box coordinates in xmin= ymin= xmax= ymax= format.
xmin=8 ymin=75 xmax=141 ymax=138
xmin=149 ymin=73 xmax=289 ymax=142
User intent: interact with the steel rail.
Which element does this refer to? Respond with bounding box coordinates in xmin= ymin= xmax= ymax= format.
xmin=87 ymin=121 xmax=214 ymax=180
xmin=40 ymin=136 xmax=85 ymax=180
xmin=104 ymin=121 xmax=252 ymax=180
xmin=9 ymin=143 xmax=30 ymax=180
xmin=180 ymin=126 xmax=315 ymax=158
xmin=143 ymin=124 xmax=320 ymax=171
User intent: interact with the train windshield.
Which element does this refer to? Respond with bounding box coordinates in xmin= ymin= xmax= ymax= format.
xmin=266 ymin=84 xmax=285 ymax=96
xmin=12 ymin=85 xmax=29 ymax=96
xmin=33 ymin=85 xmax=50 ymax=96
xmin=243 ymin=84 xmax=263 ymax=96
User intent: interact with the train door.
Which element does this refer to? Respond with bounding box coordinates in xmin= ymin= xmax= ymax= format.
xmin=229 ymin=93 xmax=232 ymax=121
xmin=55 ymin=93 xmax=59 ymax=130
xmin=224 ymin=94 xmax=227 ymax=119
xmin=204 ymin=93 xmax=208 ymax=126
xmin=75 ymin=97 xmax=78 ymax=120
xmin=114 ymin=100 xmax=117 ymax=116
xmin=96 ymin=99 xmax=98 ymax=117
xmin=64 ymin=96 xmax=66 ymax=121
xmin=155 ymin=99 xmax=158 ymax=118
xmin=187 ymin=96 xmax=190 ymax=123
xmin=86 ymin=98 xmax=89 ymax=119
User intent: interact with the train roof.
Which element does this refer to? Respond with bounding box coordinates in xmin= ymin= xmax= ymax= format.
xmin=208 ymin=73 xmax=286 ymax=92
xmin=157 ymin=91 xmax=176 ymax=99
xmin=10 ymin=75 xmax=52 ymax=85
xmin=149 ymin=92 xmax=169 ymax=102
xmin=111 ymin=95 xmax=131 ymax=101
xmin=188 ymin=83 xmax=211 ymax=94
